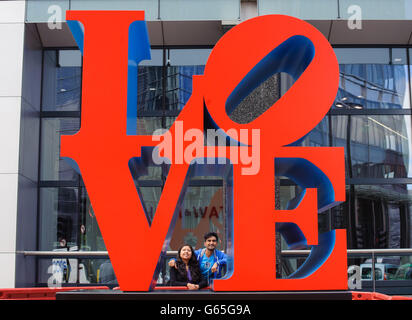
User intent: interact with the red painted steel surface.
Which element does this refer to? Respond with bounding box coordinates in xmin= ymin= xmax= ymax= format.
xmin=0 ymin=286 xmax=109 ymax=300
xmin=351 ymin=291 xmax=412 ymax=300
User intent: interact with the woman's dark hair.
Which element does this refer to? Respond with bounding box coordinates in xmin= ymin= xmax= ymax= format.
xmin=175 ymin=244 xmax=202 ymax=283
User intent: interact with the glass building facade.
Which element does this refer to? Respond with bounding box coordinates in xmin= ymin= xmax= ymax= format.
xmin=2 ymin=0 xmax=412 ymax=294
xmin=36 ymin=45 xmax=412 ymax=286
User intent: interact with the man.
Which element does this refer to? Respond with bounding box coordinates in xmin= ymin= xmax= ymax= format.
xmin=169 ymin=232 xmax=227 ymax=282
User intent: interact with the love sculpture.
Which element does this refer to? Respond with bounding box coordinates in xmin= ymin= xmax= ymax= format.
xmin=61 ymin=11 xmax=347 ymax=291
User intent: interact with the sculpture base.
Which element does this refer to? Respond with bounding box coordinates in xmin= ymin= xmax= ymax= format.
xmin=56 ymin=289 xmax=353 ymax=300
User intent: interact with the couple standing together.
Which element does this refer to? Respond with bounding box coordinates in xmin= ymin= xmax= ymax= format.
xmin=168 ymin=232 xmax=227 ymax=290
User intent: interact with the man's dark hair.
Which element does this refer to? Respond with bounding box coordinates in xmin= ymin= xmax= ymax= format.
xmin=204 ymin=232 xmax=218 ymax=242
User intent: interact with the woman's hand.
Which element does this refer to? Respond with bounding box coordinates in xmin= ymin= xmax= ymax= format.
xmin=168 ymin=259 xmax=177 ymax=269
xmin=187 ymin=283 xmax=200 ymax=290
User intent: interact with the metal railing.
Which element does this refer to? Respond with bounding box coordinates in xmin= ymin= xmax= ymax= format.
xmin=20 ymin=248 xmax=412 ymax=292
xmin=20 ymin=248 xmax=412 ymax=258
xmin=282 ymin=248 xmax=412 ymax=292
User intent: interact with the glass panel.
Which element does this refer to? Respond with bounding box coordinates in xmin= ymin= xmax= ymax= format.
xmin=410 ymin=49 xmax=412 ymax=106
xmin=169 ymin=185 xmax=225 ymax=251
xmin=42 ymin=50 xmax=82 ymax=111
xmin=26 ymin=0 xmax=412 ymax=23
xmin=392 ymin=48 xmax=408 ymax=65
xmin=28 ymin=0 xmax=239 ymax=22
xmin=37 ymin=257 xmax=115 ymax=286
xmin=331 ymin=115 xmax=412 ymax=178
xmin=169 ymin=49 xmax=212 ymax=66
xmin=258 ymin=0 xmax=338 ymax=20
xmin=278 ymin=182 xmax=412 ymax=250
xmin=39 ymin=187 xmax=105 ymax=252
xmin=331 ymin=115 xmax=351 ymax=175
xmin=339 ymin=0 xmax=412 ymax=20
xmin=166 ymin=65 xmax=205 ymax=110
xmin=137 ymin=49 xmax=162 ymax=113
xmin=140 ymin=49 xmax=163 ymax=67
xmin=160 ymin=0 xmax=240 ymax=20
xmin=353 ymin=184 xmax=412 ymax=249
xmin=392 ymin=260 xmax=412 ymax=280
xmin=334 ymin=48 xmax=390 ymax=64
xmin=348 ymin=254 xmax=412 ymax=294
xmin=165 ymin=49 xmax=210 ymax=111
xmin=39 ymin=187 xmax=75 ymax=250
xmin=334 ymin=48 xmax=410 ymax=109
xmin=128 ymin=153 xmax=229 ymax=250
xmin=137 ymin=66 xmax=163 ymax=113
xmin=259 ymin=0 xmax=412 ymax=20
xmin=136 ymin=187 xmax=162 ymax=224
xmin=136 ymin=116 xmax=176 ymax=135
xmin=70 ymin=0 xmax=158 ymax=20
xmin=59 ymin=50 xmax=82 ymax=67
xmin=26 ymin=0 xmax=69 ymax=23
xmin=135 ymin=49 xmax=210 ymax=130
xmin=300 ymin=115 xmax=329 ymax=147
xmin=40 ymin=118 xmax=80 ymax=181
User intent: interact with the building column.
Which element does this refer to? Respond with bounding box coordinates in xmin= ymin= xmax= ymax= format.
xmin=0 ymin=0 xmax=26 ymax=288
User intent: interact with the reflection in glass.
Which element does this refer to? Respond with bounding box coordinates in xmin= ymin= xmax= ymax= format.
xmin=136 ymin=49 xmax=210 ymax=113
xmin=331 ymin=115 xmax=411 ymax=178
xmin=137 ymin=66 xmax=164 ymax=112
xmin=38 ymin=185 xmax=109 ymax=285
xmin=296 ymin=184 xmax=412 ymax=250
xmin=352 ymin=185 xmax=412 ymax=249
xmin=37 ymin=257 xmax=115 ymax=286
xmin=137 ymin=65 xmax=205 ymax=111
xmin=333 ymin=48 xmax=410 ymax=109
xmin=169 ymin=186 xmax=224 ymax=251
xmin=300 ymin=115 xmax=329 ymax=147
xmin=128 ymin=148 xmax=228 ymax=252
xmin=40 ymin=118 xmax=80 ymax=181
xmin=42 ymin=50 xmax=82 ymax=111
xmin=129 ymin=161 xmax=226 ymax=250
xmin=410 ymin=49 xmax=412 ymax=108
xmin=137 ymin=66 xmax=204 ymax=115
xmin=39 ymin=187 xmax=105 ymax=252
xmin=136 ymin=116 xmax=176 ymax=135
xmin=166 ymin=49 xmax=210 ymax=111
xmin=166 ymin=66 xmax=205 ymax=110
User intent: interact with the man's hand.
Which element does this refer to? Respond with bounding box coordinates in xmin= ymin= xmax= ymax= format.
xmin=211 ymin=262 xmax=218 ymax=273
xmin=187 ymin=283 xmax=199 ymax=290
xmin=168 ymin=259 xmax=177 ymax=269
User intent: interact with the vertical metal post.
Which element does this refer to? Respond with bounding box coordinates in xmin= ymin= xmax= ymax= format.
xmin=372 ymin=251 xmax=376 ymax=292
xmin=162 ymin=47 xmax=167 ymax=129
xmin=222 ymin=179 xmax=226 ymax=252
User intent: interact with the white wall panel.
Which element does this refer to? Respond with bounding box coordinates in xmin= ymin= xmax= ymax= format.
xmin=0 ymin=97 xmax=21 ymax=174
xmin=0 ymin=174 xmax=18 ymax=253
xmin=0 ymin=254 xmax=16 ymax=288
xmin=0 ymin=23 xmax=25 ymax=97
xmin=0 ymin=0 xmax=26 ymax=288
xmin=0 ymin=1 xmax=25 ymax=23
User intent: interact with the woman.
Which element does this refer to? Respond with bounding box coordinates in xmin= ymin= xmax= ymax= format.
xmin=168 ymin=244 xmax=208 ymax=290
